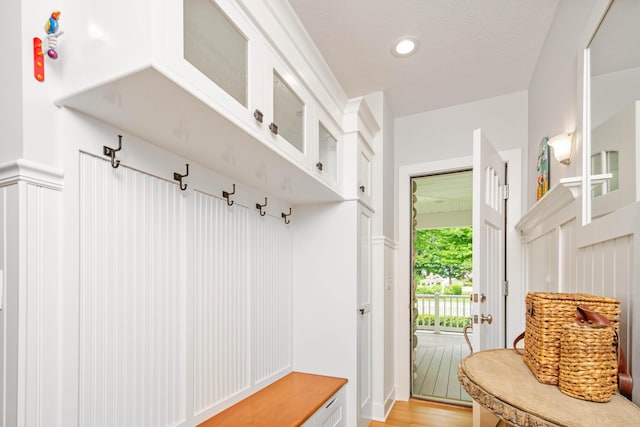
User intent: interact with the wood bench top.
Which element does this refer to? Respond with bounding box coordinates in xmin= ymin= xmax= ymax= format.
xmin=198 ymin=372 xmax=347 ymax=427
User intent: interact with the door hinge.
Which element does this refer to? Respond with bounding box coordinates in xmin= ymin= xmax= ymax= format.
xmin=504 ymin=280 xmax=509 ymax=296
xmin=502 ymin=184 xmax=509 ymax=200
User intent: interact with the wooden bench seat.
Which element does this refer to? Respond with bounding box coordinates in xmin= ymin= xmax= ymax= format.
xmin=199 ymin=372 xmax=347 ymax=427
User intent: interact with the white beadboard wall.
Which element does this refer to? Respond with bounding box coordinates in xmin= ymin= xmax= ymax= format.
xmin=192 ymin=190 xmax=250 ymax=414
xmin=251 ymin=213 xmax=293 ymax=384
xmin=71 ymin=114 xmax=295 ymax=426
xmin=79 ymin=153 xmax=186 ymax=427
xmin=516 ymin=185 xmax=638 ymax=405
xmin=574 ymin=235 xmax=634 ymax=362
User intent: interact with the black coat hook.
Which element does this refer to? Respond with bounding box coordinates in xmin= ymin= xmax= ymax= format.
xmin=222 ymin=184 xmax=236 ymax=206
xmin=281 ymin=208 xmax=292 ymax=224
xmin=174 ymin=163 xmax=189 ymax=191
xmin=256 ymin=197 xmax=268 ymax=216
xmin=103 ymin=134 xmax=123 ymax=168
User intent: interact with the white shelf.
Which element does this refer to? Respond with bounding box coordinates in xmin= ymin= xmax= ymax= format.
xmin=56 ymin=65 xmax=343 ymax=205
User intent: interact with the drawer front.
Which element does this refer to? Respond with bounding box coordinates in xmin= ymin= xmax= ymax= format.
xmin=315 ymin=387 xmax=346 ymax=427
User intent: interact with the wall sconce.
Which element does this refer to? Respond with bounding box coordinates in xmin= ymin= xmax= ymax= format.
xmin=548 ymin=132 xmax=574 ymax=165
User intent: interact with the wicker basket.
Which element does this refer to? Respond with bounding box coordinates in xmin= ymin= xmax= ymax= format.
xmin=559 ymin=322 xmax=618 ymax=402
xmin=523 ymin=292 xmax=620 ymax=385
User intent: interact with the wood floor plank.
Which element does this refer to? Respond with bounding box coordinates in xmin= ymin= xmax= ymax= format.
xmin=414 ymin=346 xmax=435 ymax=394
xmin=422 ymin=346 xmax=444 ymax=396
xmin=432 ymin=345 xmax=452 ymax=397
xmin=446 ymin=344 xmax=463 ymax=400
xmin=369 ymin=399 xmax=472 ymax=427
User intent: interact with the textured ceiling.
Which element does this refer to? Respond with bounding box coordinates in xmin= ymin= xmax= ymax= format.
xmin=288 ymin=0 xmax=559 ymax=117
xmin=414 ymin=170 xmax=472 ymax=215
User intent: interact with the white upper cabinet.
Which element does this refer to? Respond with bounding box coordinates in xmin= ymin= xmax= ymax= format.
xmin=56 ymin=0 xmax=347 ymax=204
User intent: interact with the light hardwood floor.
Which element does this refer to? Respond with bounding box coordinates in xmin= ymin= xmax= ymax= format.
xmin=369 ymin=399 xmax=472 ymax=427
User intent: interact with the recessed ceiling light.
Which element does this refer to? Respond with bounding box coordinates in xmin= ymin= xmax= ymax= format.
xmin=392 ymin=36 xmax=419 ymax=57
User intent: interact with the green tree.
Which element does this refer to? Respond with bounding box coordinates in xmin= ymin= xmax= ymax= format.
xmin=414 ymin=227 xmax=472 ymax=285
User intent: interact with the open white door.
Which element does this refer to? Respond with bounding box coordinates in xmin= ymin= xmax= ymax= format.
xmin=471 ymin=129 xmax=506 ymax=353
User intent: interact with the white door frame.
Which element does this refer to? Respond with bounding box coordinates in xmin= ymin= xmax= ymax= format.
xmin=394 ymin=150 xmax=523 ymax=401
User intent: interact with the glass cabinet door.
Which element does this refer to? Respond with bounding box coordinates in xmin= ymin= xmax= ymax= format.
xmin=184 ymin=0 xmax=248 ymax=107
xmin=318 ymin=122 xmax=338 ymax=182
xmin=358 ymin=140 xmax=373 ymax=205
xmin=272 ymin=71 xmax=306 ymax=154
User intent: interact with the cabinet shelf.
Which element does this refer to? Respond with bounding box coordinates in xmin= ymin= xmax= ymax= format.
xmin=56 ymin=65 xmax=343 ymax=205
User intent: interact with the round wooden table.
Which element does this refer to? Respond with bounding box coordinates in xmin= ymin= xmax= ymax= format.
xmin=457 ymin=349 xmax=640 ymax=427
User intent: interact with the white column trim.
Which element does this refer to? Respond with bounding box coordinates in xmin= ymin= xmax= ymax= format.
xmin=371 ymin=236 xmax=397 ymax=249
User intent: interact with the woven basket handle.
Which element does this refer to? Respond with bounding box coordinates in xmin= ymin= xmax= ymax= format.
xmin=512 ymin=331 xmax=525 ymax=355
xmin=576 ymin=305 xmax=633 ymax=400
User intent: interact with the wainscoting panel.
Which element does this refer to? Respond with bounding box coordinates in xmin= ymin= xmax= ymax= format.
xmin=192 ymin=191 xmax=251 ymax=413
xmin=559 ymin=219 xmax=576 ymax=292
xmin=79 ymin=153 xmax=186 ymax=427
xmin=525 ymin=229 xmax=558 ymax=292
xmin=576 ymin=235 xmax=633 ymax=357
xmin=251 ymin=214 xmax=293 ymax=384
xmin=516 ymin=187 xmax=637 ymax=404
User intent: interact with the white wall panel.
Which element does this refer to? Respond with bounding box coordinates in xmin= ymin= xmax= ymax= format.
xmin=192 ymin=191 xmax=250 ymax=413
xmin=576 ymin=235 xmax=633 ymax=366
xmin=79 ymin=153 xmax=185 ymax=427
xmin=0 ymin=172 xmax=62 ymax=427
xmin=252 ymin=214 xmax=292 ymax=384
xmin=526 ymin=230 xmax=558 ymax=293
xmin=383 ymin=242 xmax=395 ymax=413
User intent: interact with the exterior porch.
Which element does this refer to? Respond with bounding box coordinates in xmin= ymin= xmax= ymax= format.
xmin=413 ymin=331 xmax=472 ymax=403
xmin=413 ymin=293 xmax=472 ymax=403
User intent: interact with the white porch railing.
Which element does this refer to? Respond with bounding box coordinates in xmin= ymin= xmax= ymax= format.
xmin=415 ymin=294 xmax=471 ymax=333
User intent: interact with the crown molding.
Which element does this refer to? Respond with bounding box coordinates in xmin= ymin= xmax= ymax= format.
xmin=0 ymin=159 xmax=63 ymax=190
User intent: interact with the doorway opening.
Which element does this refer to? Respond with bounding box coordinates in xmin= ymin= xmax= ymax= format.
xmin=411 ymin=170 xmax=473 ymax=404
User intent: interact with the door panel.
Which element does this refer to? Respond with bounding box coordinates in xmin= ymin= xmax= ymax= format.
xmin=357 ymin=206 xmax=372 ymax=426
xmin=472 ymin=129 xmax=506 ymax=352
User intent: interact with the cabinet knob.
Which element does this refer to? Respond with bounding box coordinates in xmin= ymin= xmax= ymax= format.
xmin=253 ymin=109 xmax=263 ymax=123
xmin=269 ymin=122 xmax=279 ymax=135
xmin=359 ymin=185 xmax=365 ymax=193
xmin=316 ymin=162 xmax=323 ymax=171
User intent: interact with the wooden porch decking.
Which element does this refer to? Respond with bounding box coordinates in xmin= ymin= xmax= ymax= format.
xmin=413 ymin=331 xmax=472 ymax=403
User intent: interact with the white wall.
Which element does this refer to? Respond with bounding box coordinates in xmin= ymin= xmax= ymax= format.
xmin=395 ymin=91 xmax=528 ymax=166
xmin=0 ymin=1 xmax=64 ymax=167
xmin=1 ymin=0 xmax=22 ymax=163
